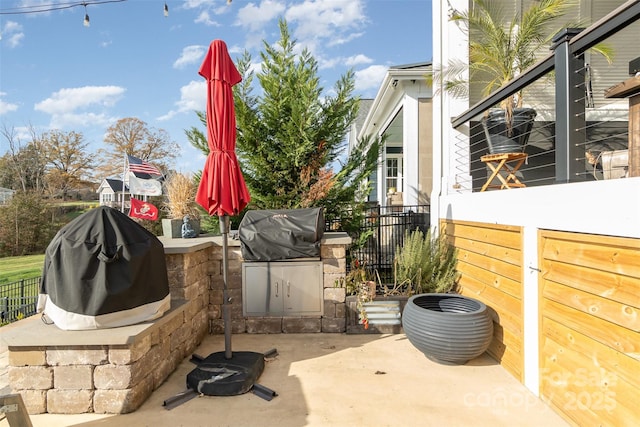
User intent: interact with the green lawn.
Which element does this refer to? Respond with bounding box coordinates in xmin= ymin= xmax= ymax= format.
xmin=0 ymin=254 xmax=45 ymax=284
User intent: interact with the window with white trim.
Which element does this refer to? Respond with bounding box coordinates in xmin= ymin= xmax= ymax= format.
xmin=386 ymin=155 xmax=403 ymax=193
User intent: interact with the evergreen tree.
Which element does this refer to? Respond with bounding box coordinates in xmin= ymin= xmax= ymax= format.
xmin=188 ymin=20 xmax=381 ymax=221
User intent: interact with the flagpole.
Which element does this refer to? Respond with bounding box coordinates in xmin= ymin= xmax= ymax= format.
xmin=121 ymin=153 xmax=127 ymax=212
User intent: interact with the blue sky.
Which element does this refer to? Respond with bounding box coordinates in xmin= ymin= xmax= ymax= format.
xmin=1 ymin=0 xmax=432 ymax=176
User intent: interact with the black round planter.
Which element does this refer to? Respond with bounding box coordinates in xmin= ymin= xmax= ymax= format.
xmin=402 ymin=293 xmax=493 ymax=364
xmin=481 ymin=107 xmax=537 ymax=154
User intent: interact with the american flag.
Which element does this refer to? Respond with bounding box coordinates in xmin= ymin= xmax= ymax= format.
xmin=127 ymin=155 xmax=162 ymax=176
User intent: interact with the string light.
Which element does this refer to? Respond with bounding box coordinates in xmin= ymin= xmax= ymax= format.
xmin=83 ymin=3 xmax=90 ymax=27
xmin=0 ymin=0 xmax=127 ymax=15
xmin=0 ymin=0 xmax=243 ymax=27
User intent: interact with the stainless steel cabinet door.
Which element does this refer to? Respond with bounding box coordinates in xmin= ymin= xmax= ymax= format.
xmin=242 ymin=261 xmax=323 ymax=316
xmin=243 ymin=263 xmax=280 ymax=315
xmin=282 ymin=262 xmax=322 ymax=315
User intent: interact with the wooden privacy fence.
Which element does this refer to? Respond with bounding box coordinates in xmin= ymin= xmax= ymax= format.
xmin=539 ymin=230 xmax=640 ymax=427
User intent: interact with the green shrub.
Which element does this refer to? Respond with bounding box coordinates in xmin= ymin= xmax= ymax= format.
xmin=391 ymin=228 xmax=459 ymax=295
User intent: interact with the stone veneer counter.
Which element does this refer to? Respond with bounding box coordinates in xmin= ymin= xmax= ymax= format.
xmin=157 ymin=231 xmax=351 ymax=253
xmin=3 ymin=299 xmax=209 ymax=414
xmin=2 ymin=232 xmax=351 ymax=415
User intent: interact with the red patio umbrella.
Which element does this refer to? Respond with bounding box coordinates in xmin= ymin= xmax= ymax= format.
xmin=195 ymin=39 xmax=250 ymax=217
xmin=196 ymin=39 xmax=250 ymax=359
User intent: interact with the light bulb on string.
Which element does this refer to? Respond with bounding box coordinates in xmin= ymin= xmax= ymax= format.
xmin=164 ymin=2 xmax=169 ymax=17
xmin=83 ymin=4 xmax=90 ymax=27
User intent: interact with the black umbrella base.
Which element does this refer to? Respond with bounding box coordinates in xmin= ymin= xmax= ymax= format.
xmin=186 ymin=351 xmax=265 ymax=396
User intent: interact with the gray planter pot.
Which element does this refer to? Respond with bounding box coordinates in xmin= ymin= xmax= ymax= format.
xmin=162 ymin=218 xmax=200 ymax=238
xmin=402 ymin=293 xmax=493 ymax=364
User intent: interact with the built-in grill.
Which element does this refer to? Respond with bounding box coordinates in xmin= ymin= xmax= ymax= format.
xmin=238 ymin=208 xmax=324 ymax=261
xmin=238 ymin=208 xmax=325 ymax=318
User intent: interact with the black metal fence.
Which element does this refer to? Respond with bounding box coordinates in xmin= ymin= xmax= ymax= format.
xmin=0 ymin=277 xmax=40 ymax=325
xmin=326 ymin=204 xmax=430 ymax=284
xmin=2 ymin=205 xmax=430 ymax=324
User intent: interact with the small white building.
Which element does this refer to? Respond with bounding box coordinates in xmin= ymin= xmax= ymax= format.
xmin=0 ymin=187 xmax=16 ymax=205
xmin=96 ymin=179 xmax=127 ymax=208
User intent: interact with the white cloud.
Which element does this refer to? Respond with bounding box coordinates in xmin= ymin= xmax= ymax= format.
xmin=174 ymin=45 xmax=206 ymax=69
xmin=354 ymin=64 xmax=388 ymax=92
xmin=184 ymin=0 xmax=232 ymax=25
xmin=318 ymin=53 xmax=371 ymax=70
xmin=33 ymin=86 xmax=125 ymax=129
xmin=2 ymin=20 xmax=24 ymax=48
xmin=194 ymin=11 xmax=219 ymax=26
xmin=236 ymin=0 xmax=286 ymax=32
xmin=345 ymin=54 xmax=372 ymax=67
xmin=35 ymin=86 xmax=125 ymax=114
xmin=284 ymin=0 xmax=367 ymax=44
xmin=327 ymin=31 xmax=363 ymax=47
xmin=158 ymin=80 xmax=206 ymax=121
xmin=182 ymin=0 xmax=211 ymax=8
xmin=159 ymin=58 xmax=264 ymax=122
xmin=49 ymin=112 xmax=117 ymax=130
xmin=0 ymin=92 xmax=19 ymax=115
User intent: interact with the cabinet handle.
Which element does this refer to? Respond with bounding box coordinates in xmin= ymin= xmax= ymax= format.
xmin=287 ymin=281 xmax=291 ymax=297
xmin=275 ymin=282 xmax=279 ymax=297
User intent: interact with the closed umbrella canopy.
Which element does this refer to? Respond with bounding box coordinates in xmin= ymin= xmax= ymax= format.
xmin=195 ymin=39 xmax=250 ymax=216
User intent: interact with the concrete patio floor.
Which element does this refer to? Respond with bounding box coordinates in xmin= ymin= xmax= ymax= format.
xmin=1 ymin=333 xmax=569 ymax=427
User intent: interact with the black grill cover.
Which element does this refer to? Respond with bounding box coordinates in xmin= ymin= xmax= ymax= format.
xmin=238 ymin=208 xmax=324 ymax=261
xmin=38 ymin=206 xmax=170 ymax=330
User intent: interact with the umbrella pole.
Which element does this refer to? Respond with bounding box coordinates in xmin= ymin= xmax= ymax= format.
xmin=220 ymin=214 xmax=232 ymax=359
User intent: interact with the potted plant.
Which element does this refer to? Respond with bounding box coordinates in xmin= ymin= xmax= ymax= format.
xmin=393 ymin=228 xmax=494 ymax=365
xmin=339 ymin=260 xmax=378 ymax=331
xmin=435 ymin=0 xmax=613 ymax=154
xmin=384 ymin=228 xmax=459 ymax=296
xmin=346 ymin=228 xmax=461 ymax=333
xmin=162 ymin=172 xmax=201 ymax=238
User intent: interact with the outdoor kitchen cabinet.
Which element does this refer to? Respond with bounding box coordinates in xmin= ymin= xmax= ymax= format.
xmin=242 ymin=261 xmax=323 ymax=316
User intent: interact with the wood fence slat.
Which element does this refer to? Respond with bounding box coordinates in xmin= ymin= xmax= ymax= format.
xmin=444 ymin=221 xmax=522 ymax=250
xmin=541 ymin=336 xmax=638 ymax=426
xmin=542 ymin=299 xmax=640 ymax=359
xmin=541 ymin=237 xmax=640 ymax=278
xmin=542 ymin=317 xmax=639 ymax=389
xmin=457 ymin=248 xmax=522 ymax=283
xmin=448 ymin=234 xmax=522 ymax=266
xmin=457 ymin=260 xmax=522 ymax=299
xmin=543 ymin=280 xmax=639 ymax=332
xmin=540 ymin=229 xmax=640 ymax=249
xmin=542 ymin=260 xmax=640 ymax=309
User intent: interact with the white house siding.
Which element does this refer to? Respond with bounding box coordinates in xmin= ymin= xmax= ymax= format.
xmin=402 ymin=92 xmax=419 ymax=205
xmin=432 ymin=0 xmax=640 ymax=423
xmin=356 ymin=65 xmax=433 ymax=206
xmin=418 ymin=99 xmax=433 ymax=205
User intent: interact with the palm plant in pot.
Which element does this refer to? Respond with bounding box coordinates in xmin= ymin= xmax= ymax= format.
xmin=437 ymin=0 xmax=612 ymax=154
xmin=162 ymin=172 xmax=201 ymax=238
